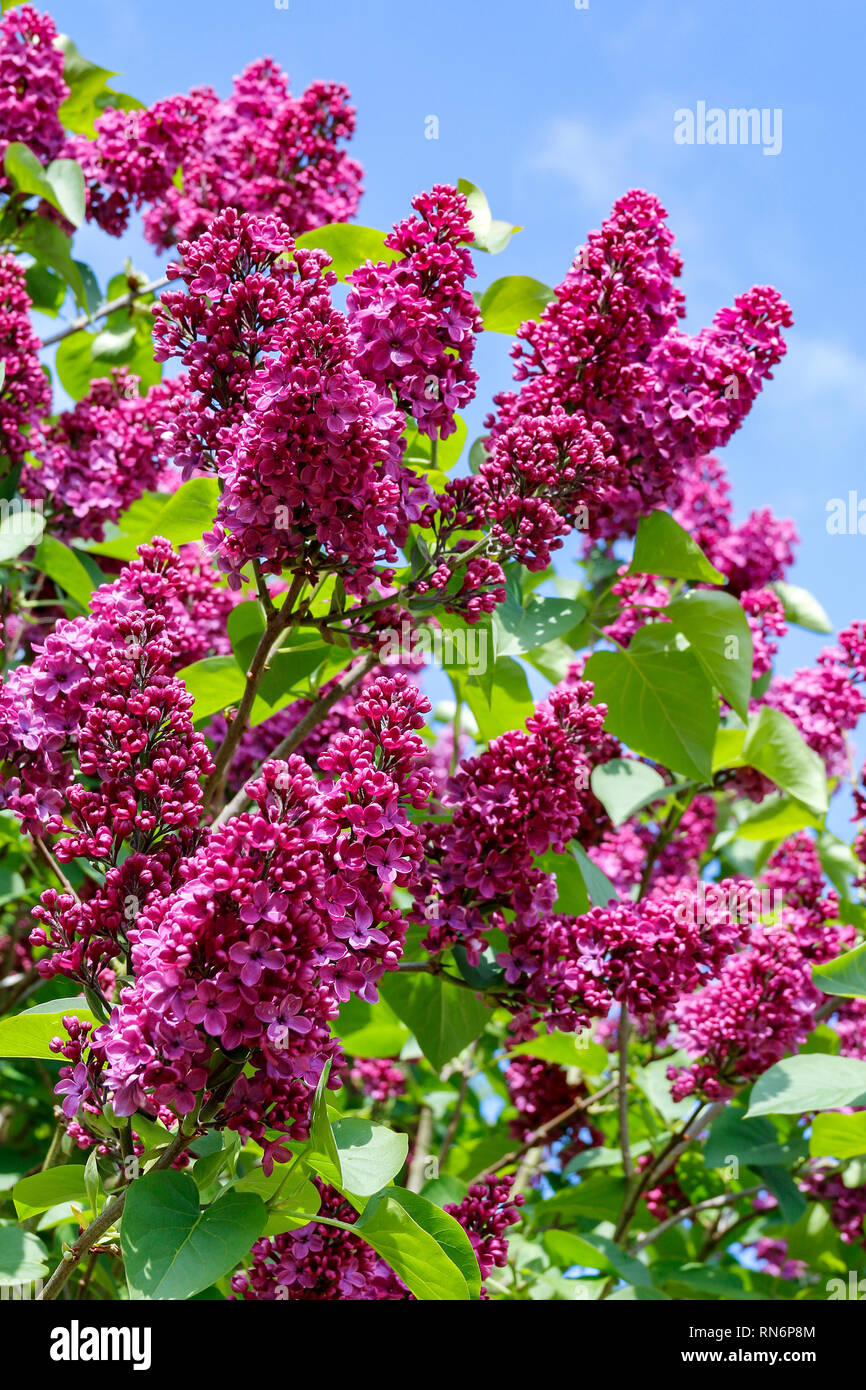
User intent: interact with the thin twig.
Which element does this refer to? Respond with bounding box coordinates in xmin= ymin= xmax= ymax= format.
xmin=38 ymin=1126 xmax=191 ymax=1301
xmin=617 ymin=1007 xmax=634 ymax=1180
xmin=438 ymin=1044 xmax=476 ymax=1168
xmin=406 ymin=1106 xmax=433 ymax=1192
xmin=39 ymin=274 xmax=171 ymax=348
xmin=630 ymin=1185 xmax=763 ymax=1253
xmin=213 ymin=649 xmax=378 ymax=825
xmin=476 ymin=1078 xmax=619 ymax=1180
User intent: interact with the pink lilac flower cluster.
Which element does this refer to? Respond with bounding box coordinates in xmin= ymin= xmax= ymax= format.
xmin=530 ymin=881 xmax=752 ymax=1036
xmin=636 ymin=1153 xmax=688 ymax=1222
xmin=346 ymin=1056 xmax=406 ymax=1103
xmin=667 ymin=925 xmax=819 ymax=1101
xmin=67 ymin=57 xmax=361 ymax=247
xmin=602 ymin=567 xmax=670 ymax=647
xmin=21 ymin=370 xmax=188 ymax=543
xmin=154 ymin=208 xmax=430 ymax=597
xmin=347 ymin=185 xmax=481 ymax=440
xmin=760 ymin=629 xmax=866 ymax=783
xmin=0 ymin=538 xmax=213 ymax=842
xmin=799 ymin=1170 xmax=866 ymax=1247
xmin=741 ymin=587 xmax=788 ymax=679
xmin=471 ymin=407 xmax=621 ymax=571
xmin=416 ymin=679 xmax=618 ymax=973
xmin=667 ymin=834 xmax=852 ymax=1101
xmin=92 ymin=674 xmax=433 ymax=1148
xmin=750 ymin=1238 xmax=807 ymax=1280
xmin=0 ymin=250 xmax=50 ymax=469
xmin=505 ymin=1056 xmax=603 ymax=1163
xmin=444 ymin=1178 xmax=524 ymax=1286
xmin=231 ymin=1182 xmax=386 ymax=1300
xmin=762 ymin=833 xmax=850 ymax=964
xmin=231 ymin=1175 xmax=523 ymax=1300
xmin=588 ymin=792 xmax=717 ymax=899
xmin=674 ymin=455 xmax=798 ymax=596
xmin=482 ymin=192 xmax=791 ymax=542
xmin=0 ymin=4 xmax=66 ymax=179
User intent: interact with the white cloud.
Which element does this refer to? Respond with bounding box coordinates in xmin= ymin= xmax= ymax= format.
xmin=774 ymin=336 xmax=866 ymax=418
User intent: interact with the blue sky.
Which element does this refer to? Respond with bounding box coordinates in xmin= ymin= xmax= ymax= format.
xmin=43 ymin=0 xmax=866 ymax=816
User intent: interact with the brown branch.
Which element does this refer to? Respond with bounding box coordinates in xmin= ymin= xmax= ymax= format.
xmin=38 ymin=1126 xmax=191 ymax=1301
xmin=476 ymin=1078 xmax=619 ymax=1180
xmin=213 ymin=648 xmax=379 ymax=826
xmin=39 ymin=274 xmax=171 ymax=348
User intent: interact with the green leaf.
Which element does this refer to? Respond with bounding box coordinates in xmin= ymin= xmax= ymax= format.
xmin=227 ymin=600 xmax=265 ymax=671
xmin=747 ymin=1055 xmax=866 ymax=1117
xmin=13 ymin=1167 xmax=88 ymax=1221
xmin=544 ymin=1229 xmax=651 ymax=1286
xmin=86 ymin=478 xmax=219 ymax=558
xmin=295 ymin=224 xmax=401 ymax=281
xmin=331 ymin=1118 xmax=408 ymax=1195
xmin=305 ymin=1060 xmax=342 ymax=1187
xmin=0 ymin=997 xmax=97 ymax=1058
xmin=460 ymin=656 xmax=534 ymax=742
xmin=3 ymin=144 xmax=84 ymax=226
xmin=589 ymin=758 xmax=668 ymax=826
xmin=354 ymin=1189 xmax=477 ymax=1300
xmin=536 ymin=848 xmax=589 ymax=914
xmin=479 ymin=276 xmax=556 ymax=335
xmin=627 ymin=510 xmax=726 ymax=585
xmin=810 ymin=1111 xmax=866 ymax=1160
xmin=741 ymin=706 xmax=828 ymax=817
xmin=0 ymin=505 xmax=45 ymax=560
xmin=380 ymin=970 xmax=490 ymax=1072
xmin=494 ymin=594 xmax=585 ymax=658
xmin=571 ymin=842 xmax=618 ymax=906
xmin=511 ymin=1029 xmax=608 ymax=1075
xmin=771 ymin=580 xmax=832 ymax=634
xmin=56 ymin=34 xmax=144 ymax=139
xmin=122 ymin=1170 xmax=267 ymax=1300
xmin=55 ymin=330 xmax=98 ymax=401
xmin=813 ymin=941 xmax=866 ymax=999
xmin=0 ymin=1229 xmax=49 ymax=1287
xmin=24 ymin=263 xmax=65 ymax=316
xmin=256 ymin=641 xmax=333 ymax=710
xmin=45 ymin=158 xmax=85 ymax=227
xmin=734 ymin=793 xmax=823 ymax=841
xmin=457 ymin=178 xmax=520 ymax=254
xmin=263 ymin=1178 xmax=322 ymax=1235
xmin=33 ymin=534 xmax=98 ymax=609
xmin=704 ymin=1103 xmax=806 ymax=1169
xmin=336 ymin=995 xmax=410 ymax=1058
xmin=177 ymin=656 xmax=245 ymax=723
xmin=13 ymin=215 xmax=86 ymax=307
xmin=585 ymin=632 xmax=719 ymax=781
xmin=664 ymin=590 xmax=753 ymax=721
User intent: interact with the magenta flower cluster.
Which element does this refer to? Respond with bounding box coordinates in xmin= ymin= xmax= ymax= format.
xmin=346 ymin=185 xmax=482 ymax=440
xmin=0 ymin=250 xmax=50 ymax=469
xmin=0 ymin=4 xmax=67 ymax=178
xmin=93 ymin=673 xmax=432 ymax=1149
xmin=482 ymin=191 xmax=792 ymax=543
xmin=66 ymin=57 xmax=362 ymax=247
